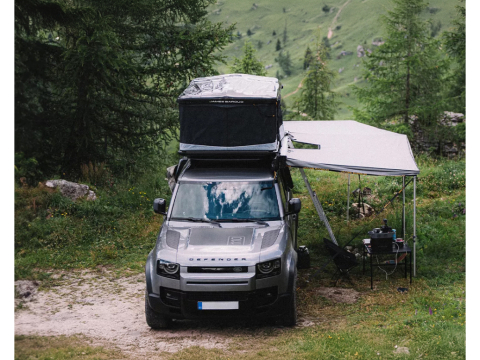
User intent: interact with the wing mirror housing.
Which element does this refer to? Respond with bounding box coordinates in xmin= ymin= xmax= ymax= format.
xmin=286 ymin=198 xmax=301 ymax=215
xmin=153 ymin=198 xmax=167 ymax=215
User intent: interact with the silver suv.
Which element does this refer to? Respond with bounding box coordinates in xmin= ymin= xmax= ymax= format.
xmin=145 ymin=163 xmax=301 ymax=328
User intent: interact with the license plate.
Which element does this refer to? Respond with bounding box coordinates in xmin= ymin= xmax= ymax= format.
xmin=197 ymin=301 xmax=239 ymax=310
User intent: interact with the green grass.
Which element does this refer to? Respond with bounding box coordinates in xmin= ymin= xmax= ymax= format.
xmin=15 ymin=335 xmax=126 ymax=360
xmin=14 ymin=154 xmax=465 ymax=358
xmin=208 ymin=0 xmax=459 ymax=119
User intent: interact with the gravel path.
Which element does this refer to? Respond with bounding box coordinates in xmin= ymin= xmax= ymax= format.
xmin=15 ymin=272 xmax=233 ymax=356
xmin=15 ymin=271 xmax=317 ymax=357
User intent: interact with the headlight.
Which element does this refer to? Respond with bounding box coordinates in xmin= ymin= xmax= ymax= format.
xmin=157 ymin=259 xmax=180 ymax=279
xmin=256 ymin=259 xmax=281 ymax=279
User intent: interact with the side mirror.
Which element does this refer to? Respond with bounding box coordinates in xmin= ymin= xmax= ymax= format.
xmin=287 ymin=198 xmax=301 ymax=215
xmin=153 ymin=198 xmax=167 ymax=215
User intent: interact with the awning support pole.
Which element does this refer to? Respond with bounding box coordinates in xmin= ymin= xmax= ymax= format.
xmin=413 ymin=176 xmax=417 ymax=277
xmin=347 ymin=174 xmax=351 ymax=223
xmin=402 ymin=176 xmax=406 ymax=239
xmin=299 ymin=168 xmax=338 ymax=245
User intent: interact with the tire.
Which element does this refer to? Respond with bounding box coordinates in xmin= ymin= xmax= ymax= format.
xmin=145 ymin=290 xmax=172 ymax=329
xmin=283 ymin=270 xmax=297 ymax=327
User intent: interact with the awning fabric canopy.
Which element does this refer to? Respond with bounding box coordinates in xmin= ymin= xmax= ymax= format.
xmin=284 ymin=120 xmax=420 ymax=176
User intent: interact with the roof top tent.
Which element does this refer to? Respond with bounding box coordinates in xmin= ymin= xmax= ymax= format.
xmin=177 ymin=74 xmax=283 ymax=156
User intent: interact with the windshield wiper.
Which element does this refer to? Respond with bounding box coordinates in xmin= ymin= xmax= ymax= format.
xmin=215 ymin=219 xmax=269 ymax=227
xmin=170 ymin=217 xmax=222 ymax=228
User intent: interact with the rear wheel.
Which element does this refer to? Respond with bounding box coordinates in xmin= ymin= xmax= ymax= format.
xmin=283 ymin=270 xmax=297 ymax=327
xmin=145 ymin=290 xmax=172 ymax=329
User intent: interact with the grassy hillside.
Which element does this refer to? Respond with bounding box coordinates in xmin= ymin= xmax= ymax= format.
xmin=208 ymin=0 xmax=459 ymax=119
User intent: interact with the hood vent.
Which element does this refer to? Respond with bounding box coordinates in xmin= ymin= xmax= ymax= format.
xmin=261 ymin=229 xmax=280 ymax=249
xmin=166 ymin=230 xmax=181 ymax=249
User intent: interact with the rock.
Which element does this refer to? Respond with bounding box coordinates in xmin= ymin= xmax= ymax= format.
xmin=338 ymin=67 xmax=344 ymax=73
xmin=357 ymin=45 xmax=365 ymax=57
xmin=339 ymin=50 xmax=353 ymax=56
xmin=265 ymin=64 xmax=273 ymax=70
xmin=439 ymin=111 xmax=465 ymax=126
xmin=15 ymin=280 xmax=39 ymax=306
xmin=410 ymin=112 xmax=465 ymax=156
xmin=372 ymin=38 xmax=384 ymax=46
xmin=351 ymin=203 xmax=374 ymax=218
xmin=45 ymin=180 xmax=96 ymax=201
xmin=345 ymin=246 xmax=353 ymax=251
xmin=393 ymin=347 xmax=410 ymax=355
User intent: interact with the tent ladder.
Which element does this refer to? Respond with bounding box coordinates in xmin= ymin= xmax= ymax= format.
xmin=299 ymin=168 xmax=338 ymax=245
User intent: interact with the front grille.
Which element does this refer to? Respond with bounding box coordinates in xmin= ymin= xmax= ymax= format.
xmin=186 ymin=291 xmax=250 ymax=302
xmin=187 ymin=266 xmax=248 ymax=273
xmin=186 ymin=281 xmax=249 ymax=285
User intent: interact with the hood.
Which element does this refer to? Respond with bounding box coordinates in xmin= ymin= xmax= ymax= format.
xmin=160 ymin=223 xmax=283 ymax=265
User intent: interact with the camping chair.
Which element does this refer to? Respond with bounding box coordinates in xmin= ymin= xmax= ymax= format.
xmin=324 ymin=238 xmax=358 ymax=286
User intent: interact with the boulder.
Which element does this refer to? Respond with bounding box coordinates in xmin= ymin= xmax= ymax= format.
xmin=45 ymin=179 xmax=96 ymax=201
xmin=351 ymin=202 xmax=374 ymax=218
xmin=439 ymin=111 xmax=465 ymax=126
xmin=357 ymin=45 xmax=365 ymax=57
xmin=393 ymin=347 xmax=410 ymax=355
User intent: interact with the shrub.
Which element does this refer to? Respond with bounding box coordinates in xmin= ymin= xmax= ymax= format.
xmin=15 ymin=153 xmax=43 ymax=186
xmin=80 ymin=162 xmax=113 ymax=187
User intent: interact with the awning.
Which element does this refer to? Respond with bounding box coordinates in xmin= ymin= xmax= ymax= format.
xmin=284 ymin=120 xmax=419 ymax=176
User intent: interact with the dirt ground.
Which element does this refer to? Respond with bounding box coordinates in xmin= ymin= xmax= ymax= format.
xmin=14 ymin=270 xmax=360 ymax=358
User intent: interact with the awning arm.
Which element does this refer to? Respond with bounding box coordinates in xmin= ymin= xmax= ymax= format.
xmin=299 ymin=168 xmax=338 ymax=245
xmin=285 ymin=134 xmax=338 ymax=245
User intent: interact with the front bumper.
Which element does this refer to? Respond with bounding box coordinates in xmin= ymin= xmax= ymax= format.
xmin=147 ymin=286 xmax=291 ymax=320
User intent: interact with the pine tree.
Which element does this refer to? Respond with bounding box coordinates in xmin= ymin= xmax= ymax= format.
xmin=443 ymin=1 xmax=465 ymax=114
xmin=15 ymin=0 xmax=234 ymax=175
xmin=276 ymin=39 xmax=281 ymax=51
xmin=230 ymin=40 xmax=267 ymax=76
xmin=299 ymin=41 xmax=338 ymax=119
xmin=352 ymin=0 xmax=447 ymax=126
xmin=303 ymin=46 xmax=313 ymax=70
xmin=278 ymin=51 xmax=292 ymax=76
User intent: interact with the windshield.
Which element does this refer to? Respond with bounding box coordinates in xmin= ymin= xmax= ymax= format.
xmin=170 ymin=181 xmax=280 ymax=221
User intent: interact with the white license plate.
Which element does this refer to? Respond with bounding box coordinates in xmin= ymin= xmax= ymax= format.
xmin=197 ymin=301 xmax=239 ymax=310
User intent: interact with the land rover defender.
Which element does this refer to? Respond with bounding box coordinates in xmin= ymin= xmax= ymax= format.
xmin=145 ymin=160 xmax=301 ymax=328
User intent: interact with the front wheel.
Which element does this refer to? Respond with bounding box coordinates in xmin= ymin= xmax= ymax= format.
xmin=283 ymin=271 xmax=297 ymax=327
xmin=145 ymin=290 xmax=172 ymax=329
